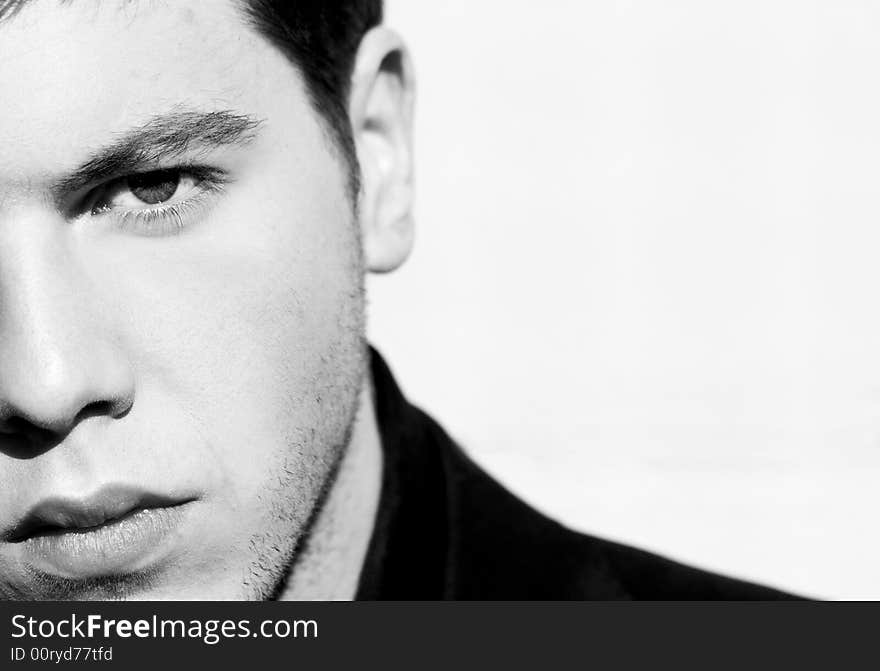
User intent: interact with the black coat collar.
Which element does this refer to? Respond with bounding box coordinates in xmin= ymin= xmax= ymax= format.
xmin=355 ymin=348 xmax=626 ymax=599
xmin=356 ymin=348 xmax=799 ymax=601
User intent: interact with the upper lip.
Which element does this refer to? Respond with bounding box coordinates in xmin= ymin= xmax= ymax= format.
xmin=2 ymin=485 xmax=189 ymax=543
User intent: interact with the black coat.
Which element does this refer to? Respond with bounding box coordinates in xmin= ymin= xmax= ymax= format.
xmin=355 ymin=350 xmax=800 ymax=600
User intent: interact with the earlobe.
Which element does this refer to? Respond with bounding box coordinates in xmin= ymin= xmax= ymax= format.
xmin=349 ymin=27 xmax=416 ymax=274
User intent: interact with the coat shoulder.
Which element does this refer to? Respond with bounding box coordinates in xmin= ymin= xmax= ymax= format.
xmin=436 ymin=423 xmax=799 ymax=600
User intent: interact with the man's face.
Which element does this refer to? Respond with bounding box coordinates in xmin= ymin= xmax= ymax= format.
xmin=0 ymin=1 xmax=366 ymax=599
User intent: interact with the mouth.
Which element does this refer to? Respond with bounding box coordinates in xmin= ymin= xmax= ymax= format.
xmin=3 ymin=485 xmax=195 ymax=579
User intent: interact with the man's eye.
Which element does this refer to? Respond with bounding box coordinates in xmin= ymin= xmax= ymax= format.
xmin=84 ymin=166 xmax=227 ymax=237
xmin=92 ymin=169 xmax=199 ymax=213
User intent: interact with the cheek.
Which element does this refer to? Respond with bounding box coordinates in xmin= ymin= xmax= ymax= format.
xmin=94 ymin=151 xmax=363 ymax=509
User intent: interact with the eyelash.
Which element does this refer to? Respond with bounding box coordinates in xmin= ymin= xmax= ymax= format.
xmin=87 ymin=166 xmax=229 ymax=236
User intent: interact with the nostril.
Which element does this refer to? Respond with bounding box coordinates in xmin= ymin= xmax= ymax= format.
xmin=0 ymin=415 xmax=58 ymax=458
xmin=0 ymin=393 xmax=133 ymax=460
xmin=1 ymin=415 xmax=55 ymax=443
xmin=0 ymin=432 xmax=34 ymax=459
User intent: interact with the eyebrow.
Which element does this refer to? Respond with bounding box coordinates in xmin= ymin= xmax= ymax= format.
xmin=52 ymin=107 xmax=264 ymax=196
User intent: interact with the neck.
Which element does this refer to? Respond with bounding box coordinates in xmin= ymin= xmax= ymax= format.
xmin=278 ymin=375 xmax=383 ymax=600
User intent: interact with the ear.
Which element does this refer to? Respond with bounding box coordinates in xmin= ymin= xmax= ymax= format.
xmin=349 ymin=27 xmax=415 ymax=274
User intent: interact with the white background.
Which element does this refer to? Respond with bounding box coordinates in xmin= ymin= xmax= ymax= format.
xmin=368 ymin=0 xmax=880 ymax=599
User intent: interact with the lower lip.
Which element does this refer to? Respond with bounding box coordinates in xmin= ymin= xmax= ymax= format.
xmin=18 ymin=505 xmax=190 ymax=579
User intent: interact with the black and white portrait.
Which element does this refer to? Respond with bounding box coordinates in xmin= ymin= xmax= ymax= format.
xmin=0 ymin=0 xmax=869 ymax=601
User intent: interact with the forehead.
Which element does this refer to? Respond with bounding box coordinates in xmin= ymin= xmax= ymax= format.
xmin=0 ymin=0 xmax=296 ymax=177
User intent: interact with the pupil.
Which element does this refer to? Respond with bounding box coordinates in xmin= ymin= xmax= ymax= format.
xmin=127 ymin=170 xmax=179 ymax=205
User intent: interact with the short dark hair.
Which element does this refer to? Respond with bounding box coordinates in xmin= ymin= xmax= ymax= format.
xmin=0 ymin=0 xmax=383 ymax=203
xmin=243 ymin=1 xmax=384 ymax=202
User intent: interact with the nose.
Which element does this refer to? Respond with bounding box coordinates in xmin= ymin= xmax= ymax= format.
xmin=0 ymin=211 xmax=134 ymax=453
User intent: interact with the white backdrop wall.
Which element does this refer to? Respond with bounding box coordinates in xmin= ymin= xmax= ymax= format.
xmin=367 ymin=0 xmax=880 ymax=599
